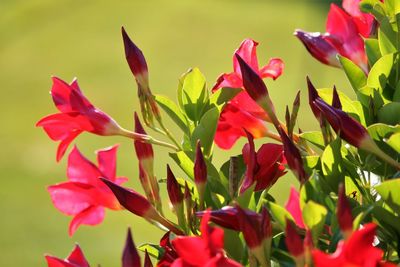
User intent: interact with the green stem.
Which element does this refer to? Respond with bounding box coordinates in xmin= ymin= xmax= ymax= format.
xmin=119 ymin=128 xmax=179 ymax=151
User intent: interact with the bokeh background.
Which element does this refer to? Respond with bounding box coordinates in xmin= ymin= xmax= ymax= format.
xmin=1 ymin=0 xmax=351 ymax=266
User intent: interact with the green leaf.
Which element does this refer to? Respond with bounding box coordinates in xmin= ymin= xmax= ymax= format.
xmin=339 ymin=55 xmax=367 ymax=92
xmin=360 ymin=0 xmax=387 ymax=22
xmin=169 ymin=151 xmax=195 ymax=179
xmin=387 ymin=132 xmax=400 ymax=152
xmin=137 ymin=243 xmax=163 ymax=259
xmin=179 ymin=68 xmax=208 ymax=122
xmin=375 ymin=179 xmax=400 ymax=214
xmin=321 ymin=138 xmax=343 ymax=191
xmin=378 ymin=18 xmax=398 ymax=55
xmin=191 ymin=107 xmax=219 ymax=157
xmin=207 ymin=87 xmax=241 ymax=112
xmin=365 ymin=38 xmax=382 ymax=66
xmin=300 ymin=131 xmax=325 ymax=149
xmin=223 ymin=229 xmax=244 ymax=262
xmin=302 ymin=200 xmax=328 ymax=244
xmin=385 ymin=0 xmax=400 ymax=16
xmin=377 ymin=102 xmax=400 ymax=125
xmin=266 ymin=201 xmax=295 ymax=230
xmin=367 ymin=53 xmax=395 ymax=91
xmin=154 ymin=94 xmax=189 ymax=133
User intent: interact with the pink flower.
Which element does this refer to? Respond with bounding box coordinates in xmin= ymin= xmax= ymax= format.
xmin=312 ymin=223 xmax=397 ymax=267
xmin=213 ymin=39 xmax=284 ymax=149
xmin=48 ymin=145 xmax=127 ymax=236
xmin=295 ymin=1 xmax=374 ymax=72
xmin=284 ymin=186 xmax=305 ymax=229
xmin=45 ymin=244 xmax=90 ymax=267
xmin=37 ymin=77 xmax=125 ymax=161
xmin=241 ymin=131 xmax=286 ymax=193
xmin=171 ymin=210 xmax=242 ymax=267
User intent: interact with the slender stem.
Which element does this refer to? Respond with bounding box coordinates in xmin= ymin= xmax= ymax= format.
xmin=157 ymin=118 xmax=183 ymax=150
xmin=119 ymin=128 xmax=179 ymax=151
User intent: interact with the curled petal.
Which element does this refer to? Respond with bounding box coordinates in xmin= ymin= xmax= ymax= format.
xmin=69 ymin=205 xmax=105 ymax=236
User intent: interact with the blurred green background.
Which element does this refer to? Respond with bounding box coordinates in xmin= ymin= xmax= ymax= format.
xmin=0 ymin=0 xmax=351 ymax=266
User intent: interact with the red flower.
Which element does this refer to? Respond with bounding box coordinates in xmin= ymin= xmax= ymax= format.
xmin=284 ymin=186 xmax=305 ymax=229
xmin=171 ymin=210 xmax=242 ymax=267
xmin=37 ymin=77 xmax=125 ymax=161
xmin=45 ymin=244 xmax=90 ymax=267
xmin=312 ymin=223 xmax=397 ymax=267
xmin=213 ymin=39 xmax=284 ymax=149
xmin=241 ymin=131 xmax=286 ymax=193
xmin=295 ymin=1 xmax=373 ymax=72
xmin=47 ymin=145 xmax=127 ymax=236
xmin=157 ymin=232 xmax=179 ymax=267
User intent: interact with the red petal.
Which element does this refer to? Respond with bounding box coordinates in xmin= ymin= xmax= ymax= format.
xmin=67 ymin=245 xmax=90 ymax=267
xmin=233 ymin=39 xmax=260 ymax=75
xmin=56 ymin=130 xmax=82 ymax=162
xmin=172 ymin=236 xmax=209 ymax=265
xmin=69 ymin=205 xmax=105 ymax=236
xmin=67 ymin=146 xmax=102 ymax=184
xmin=212 ymin=73 xmax=243 ymax=91
xmin=96 ymin=144 xmax=119 ymax=180
xmin=45 ymin=256 xmax=75 ymax=267
xmin=259 ymin=58 xmax=284 ymax=80
xmin=342 ymin=0 xmax=375 ymax=37
xmin=285 ymin=187 xmax=305 ymax=228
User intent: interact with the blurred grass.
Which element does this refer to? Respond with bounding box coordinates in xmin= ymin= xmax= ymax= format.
xmin=0 ymin=0 xmax=351 ymax=266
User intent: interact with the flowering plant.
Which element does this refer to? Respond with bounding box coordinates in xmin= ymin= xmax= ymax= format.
xmin=38 ymin=0 xmax=400 ymax=266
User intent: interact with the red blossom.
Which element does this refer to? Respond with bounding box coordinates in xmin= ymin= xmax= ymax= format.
xmin=37 ymin=77 xmax=125 ymax=161
xmin=170 ymin=211 xmax=242 ymax=267
xmin=45 ymin=244 xmax=90 ymax=267
xmin=241 ymin=131 xmax=286 ymax=193
xmin=213 ymin=39 xmax=284 ymax=149
xmin=295 ymin=1 xmax=373 ymax=72
xmin=47 ymin=145 xmax=127 ymax=236
xmin=312 ymin=223 xmax=397 ymax=267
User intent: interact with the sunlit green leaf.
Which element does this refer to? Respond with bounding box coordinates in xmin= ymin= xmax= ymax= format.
xmin=375 ymin=179 xmax=400 ymax=214
xmin=155 ymin=94 xmax=189 ymax=133
xmin=191 ymin=107 xmax=219 ymax=157
xmin=302 ymin=200 xmax=327 ymax=244
xmin=339 ymin=55 xmax=367 ymax=92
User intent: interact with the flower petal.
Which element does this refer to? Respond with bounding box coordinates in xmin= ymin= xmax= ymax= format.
xmin=259 ymin=58 xmax=284 ymax=80
xmin=285 ymin=186 xmax=305 ymax=228
xmin=67 ymin=146 xmax=102 ymax=184
xmin=69 ymin=205 xmax=105 ymax=236
xmin=96 ymin=144 xmax=119 ymax=180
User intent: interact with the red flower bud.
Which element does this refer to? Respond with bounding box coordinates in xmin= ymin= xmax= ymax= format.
xmin=294 ymin=30 xmax=340 ymax=68
xmin=332 ymin=86 xmax=342 ymax=110
xmin=122 ymin=228 xmax=141 ymax=267
xmin=337 ymin=184 xmax=353 ymax=237
xmin=121 ymin=26 xmax=148 ymax=87
xmin=194 ymin=141 xmax=207 ymax=185
xmin=144 ymin=250 xmax=153 ymax=267
xmin=307 ymin=76 xmax=322 ymax=120
xmin=100 ymin=178 xmax=154 ymax=219
xmin=278 ymin=127 xmax=307 ymax=183
xmin=313 ymin=98 xmax=368 ymax=148
xmin=285 ymin=219 xmax=304 ymax=258
xmin=134 ymin=112 xmax=154 ymax=160
xmin=167 ymin=165 xmax=183 ymax=205
xmin=235 ymin=53 xmax=268 ymax=102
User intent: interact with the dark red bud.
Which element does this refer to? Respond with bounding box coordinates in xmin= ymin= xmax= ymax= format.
xmin=121 ymin=27 xmax=148 ymax=79
xmin=278 ymin=127 xmax=307 ymax=183
xmin=313 ymin=98 xmax=368 ymax=147
xmin=332 ymin=86 xmax=342 ymax=110
xmin=144 ymin=249 xmax=153 ymax=267
xmin=100 ymin=178 xmax=153 ymax=218
xmin=236 ymin=205 xmax=263 ymax=248
xmin=285 ymin=219 xmax=304 ymax=257
xmin=166 ymin=165 xmax=183 ymax=205
xmin=194 ymin=141 xmax=207 ymax=185
xmin=337 ymin=183 xmax=353 ymax=234
xmin=134 ymin=112 xmax=154 ymax=160
xmin=294 ymin=30 xmax=340 ymax=67
xmin=122 ymin=228 xmax=141 ymax=267
xmin=306 ymin=76 xmax=321 ymax=120
xmin=235 ymin=53 xmax=268 ymax=102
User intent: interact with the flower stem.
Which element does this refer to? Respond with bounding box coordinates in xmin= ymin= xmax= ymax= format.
xmin=119 ymin=128 xmax=179 ymax=151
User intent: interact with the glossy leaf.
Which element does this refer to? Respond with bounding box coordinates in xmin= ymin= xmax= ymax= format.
xmin=191 ymin=107 xmax=219 ymax=157
xmin=378 ymin=18 xmax=398 ymax=55
xmin=367 ymin=53 xmax=394 ymax=91
xmin=339 ymin=55 xmax=367 ymax=92
xmin=365 ymin=39 xmax=382 ymax=67
xmin=266 ymin=201 xmax=295 ymax=230
xmin=302 ymin=200 xmax=327 ymax=244
xmin=377 ymin=102 xmax=400 ymax=125
xmin=154 ymin=94 xmax=189 ymax=133
xmin=375 ymin=179 xmax=400 ymax=214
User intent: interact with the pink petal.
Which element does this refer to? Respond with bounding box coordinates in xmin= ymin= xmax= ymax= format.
xmin=212 ymin=73 xmax=243 ymax=91
xmin=172 ymin=236 xmax=209 ymax=265
xmin=67 ymin=146 xmax=102 ymax=184
xmin=284 ymin=186 xmax=305 ymax=228
xmin=342 ymin=0 xmax=375 ymax=37
xmin=67 ymin=245 xmax=90 ymax=267
xmin=233 ymin=39 xmax=259 ymax=74
xmin=48 ymin=182 xmax=96 ymax=215
xmin=69 ymin=205 xmax=105 ymax=236
xmin=96 ymin=144 xmax=119 ymax=180
xmin=259 ymin=58 xmax=284 ymax=80
xmin=56 ymin=130 xmax=82 ymax=162
xmin=45 ymin=255 xmax=75 ymax=267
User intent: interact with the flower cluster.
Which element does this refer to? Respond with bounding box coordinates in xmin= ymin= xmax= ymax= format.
xmin=40 ymin=0 xmax=400 ymax=266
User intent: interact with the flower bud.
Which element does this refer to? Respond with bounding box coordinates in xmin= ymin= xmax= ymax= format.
xmin=144 ymin=250 xmax=153 ymax=267
xmin=122 ymin=228 xmax=141 ymax=267
xmin=194 ymin=141 xmax=207 ymax=209
xmin=294 ymin=30 xmax=340 ymax=68
xmin=285 ymin=219 xmax=304 ymax=263
xmin=166 ymin=165 xmax=183 ymax=205
xmin=278 ymin=127 xmax=307 ymax=183
xmin=306 ymin=76 xmax=321 ymax=120
xmin=337 ymin=183 xmax=353 ymax=238
xmin=332 ymin=86 xmax=342 ymax=110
